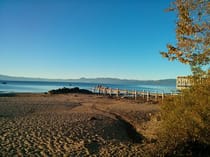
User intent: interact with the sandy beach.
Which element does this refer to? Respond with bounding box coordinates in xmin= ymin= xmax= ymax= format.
xmin=0 ymin=93 xmax=160 ymax=156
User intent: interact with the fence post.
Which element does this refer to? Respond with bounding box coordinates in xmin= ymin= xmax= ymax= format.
xmin=117 ymin=88 xmax=119 ymax=97
xmin=162 ymin=92 xmax=164 ymax=101
xmin=133 ymin=90 xmax=134 ymax=99
xmin=147 ymin=91 xmax=149 ymax=102
xmin=134 ymin=90 xmax=137 ymax=100
xmin=155 ymin=91 xmax=158 ymax=101
xmin=99 ymin=87 xmax=101 ymax=94
xmin=109 ymin=88 xmax=112 ymax=96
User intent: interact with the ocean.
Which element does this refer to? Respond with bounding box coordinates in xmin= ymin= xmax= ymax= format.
xmin=0 ymin=81 xmax=177 ymax=94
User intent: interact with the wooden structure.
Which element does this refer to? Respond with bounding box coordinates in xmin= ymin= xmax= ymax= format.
xmin=93 ymin=86 xmax=177 ymax=101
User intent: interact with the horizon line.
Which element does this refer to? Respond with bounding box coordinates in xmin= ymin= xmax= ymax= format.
xmin=0 ymin=74 xmax=176 ymax=81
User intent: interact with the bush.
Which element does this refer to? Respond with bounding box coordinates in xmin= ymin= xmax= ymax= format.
xmin=157 ymin=77 xmax=210 ymax=156
xmin=48 ymin=87 xmax=93 ymax=94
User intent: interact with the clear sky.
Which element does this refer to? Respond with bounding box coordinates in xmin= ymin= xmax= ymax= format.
xmin=0 ymin=0 xmax=191 ymax=80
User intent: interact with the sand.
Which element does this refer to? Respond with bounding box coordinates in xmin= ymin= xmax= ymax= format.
xmin=0 ymin=93 xmax=160 ymax=156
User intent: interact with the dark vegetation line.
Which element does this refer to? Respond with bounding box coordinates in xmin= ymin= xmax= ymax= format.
xmin=48 ymin=87 xmax=93 ymax=94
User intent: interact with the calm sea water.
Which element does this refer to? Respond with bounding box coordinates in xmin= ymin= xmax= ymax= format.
xmin=0 ymin=81 xmax=177 ymax=94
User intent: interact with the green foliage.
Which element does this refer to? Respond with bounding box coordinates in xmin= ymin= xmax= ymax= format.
xmin=157 ymin=77 xmax=210 ymax=156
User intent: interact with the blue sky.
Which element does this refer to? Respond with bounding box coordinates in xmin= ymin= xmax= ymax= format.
xmin=0 ymin=0 xmax=191 ymax=80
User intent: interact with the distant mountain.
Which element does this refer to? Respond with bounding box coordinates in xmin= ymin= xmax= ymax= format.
xmin=0 ymin=74 xmax=176 ymax=86
xmin=69 ymin=77 xmax=176 ymax=86
xmin=0 ymin=74 xmax=58 ymax=82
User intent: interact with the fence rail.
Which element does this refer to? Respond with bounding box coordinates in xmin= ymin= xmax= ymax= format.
xmin=93 ymin=86 xmax=178 ymax=101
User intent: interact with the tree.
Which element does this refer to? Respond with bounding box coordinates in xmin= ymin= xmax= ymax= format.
xmin=161 ymin=0 xmax=210 ymax=75
xmin=157 ymin=1 xmax=210 ymax=156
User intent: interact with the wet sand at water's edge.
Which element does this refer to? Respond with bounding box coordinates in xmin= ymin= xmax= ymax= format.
xmin=0 ymin=93 xmax=160 ymax=156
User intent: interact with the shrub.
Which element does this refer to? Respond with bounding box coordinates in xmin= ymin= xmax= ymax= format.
xmin=48 ymin=87 xmax=93 ymax=94
xmin=157 ymin=77 xmax=210 ymax=156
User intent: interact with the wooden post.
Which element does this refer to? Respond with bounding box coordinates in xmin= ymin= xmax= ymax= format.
xmin=155 ymin=91 xmax=158 ymax=101
xmin=134 ymin=90 xmax=137 ymax=100
xmin=142 ymin=90 xmax=145 ymax=99
xmin=117 ymin=88 xmax=119 ymax=97
xmin=132 ymin=90 xmax=135 ymax=99
xmin=109 ymin=88 xmax=112 ymax=96
xmin=147 ymin=91 xmax=149 ymax=102
xmin=102 ymin=88 xmax=104 ymax=95
xmin=99 ymin=88 xmax=101 ymax=94
xmin=162 ymin=92 xmax=164 ymax=101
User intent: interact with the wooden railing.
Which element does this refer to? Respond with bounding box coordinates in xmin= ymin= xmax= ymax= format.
xmin=93 ymin=86 xmax=178 ymax=101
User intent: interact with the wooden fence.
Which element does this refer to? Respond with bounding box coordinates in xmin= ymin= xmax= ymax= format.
xmin=93 ymin=86 xmax=177 ymax=101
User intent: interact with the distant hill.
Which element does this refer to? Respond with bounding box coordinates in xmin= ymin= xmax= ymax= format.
xmin=0 ymin=74 xmax=176 ymax=86
xmin=0 ymin=74 xmax=56 ymax=82
xmin=70 ymin=77 xmax=176 ymax=86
